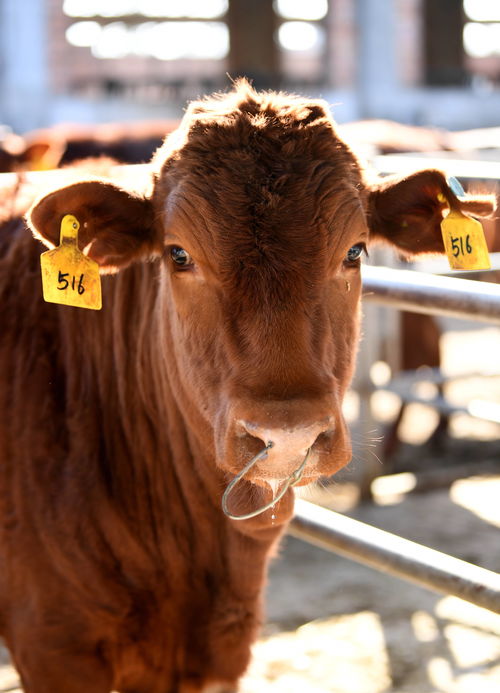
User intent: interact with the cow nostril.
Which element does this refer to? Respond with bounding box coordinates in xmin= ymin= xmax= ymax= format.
xmin=313 ymin=429 xmax=335 ymax=450
xmin=242 ymin=433 xmax=268 ymax=458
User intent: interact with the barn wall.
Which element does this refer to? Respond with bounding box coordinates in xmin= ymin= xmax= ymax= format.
xmin=0 ymin=0 xmax=500 ymax=132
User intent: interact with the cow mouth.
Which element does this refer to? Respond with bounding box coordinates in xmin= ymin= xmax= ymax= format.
xmin=221 ymin=442 xmax=310 ymax=521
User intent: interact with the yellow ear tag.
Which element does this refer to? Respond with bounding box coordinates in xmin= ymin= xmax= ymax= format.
xmin=440 ymin=209 xmax=491 ymax=271
xmin=439 ymin=178 xmax=490 ymax=271
xmin=40 ymin=214 xmax=102 ymax=310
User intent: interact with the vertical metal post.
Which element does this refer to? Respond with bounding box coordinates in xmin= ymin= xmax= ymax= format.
xmin=356 ymin=0 xmax=398 ymax=118
xmin=0 ymin=0 xmax=49 ymax=130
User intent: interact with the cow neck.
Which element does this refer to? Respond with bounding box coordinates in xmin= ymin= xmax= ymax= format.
xmin=53 ymin=265 xmax=203 ymax=534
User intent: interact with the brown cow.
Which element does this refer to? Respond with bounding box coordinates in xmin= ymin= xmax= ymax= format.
xmin=0 ymin=82 xmax=494 ymax=693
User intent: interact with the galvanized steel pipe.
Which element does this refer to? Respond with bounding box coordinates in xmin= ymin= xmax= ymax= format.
xmin=290 ymin=499 xmax=500 ymax=614
xmin=374 ymin=154 xmax=500 ymax=181
xmin=362 ymin=265 xmax=500 ymax=324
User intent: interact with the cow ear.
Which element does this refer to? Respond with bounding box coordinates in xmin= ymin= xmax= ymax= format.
xmin=27 ymin=180 xmax=160 ymax=272
xmin=21 ymin=141 xmax=65 ymax=170
xmin=367 ymin=169 xmax=495 ymax=256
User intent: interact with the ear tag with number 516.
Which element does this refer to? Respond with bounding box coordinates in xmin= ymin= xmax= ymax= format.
xmin=40 ymin=214 xmax=102 ymax=310
xmin=440 ymin=177 xmax=491 ymax=271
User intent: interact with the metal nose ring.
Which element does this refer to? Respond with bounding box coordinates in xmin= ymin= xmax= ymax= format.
xmin=221 ymin=442 xmax=311 ymax=521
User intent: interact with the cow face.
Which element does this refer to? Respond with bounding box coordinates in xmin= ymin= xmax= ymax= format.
xmin=28 ymin=84 xmax=494 ymax=521
xmin=151 ymin=93 xmax=369 ymax=501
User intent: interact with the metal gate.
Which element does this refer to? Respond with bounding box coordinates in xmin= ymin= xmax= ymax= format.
xmin=291 ymin=263 xmax=500 ymax=614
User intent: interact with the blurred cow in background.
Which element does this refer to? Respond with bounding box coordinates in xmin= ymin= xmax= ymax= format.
xmin=0 ymin=120 xmax=178 ymax=172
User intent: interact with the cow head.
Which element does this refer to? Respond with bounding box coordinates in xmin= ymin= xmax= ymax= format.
xmin=27 ymin=83 xmax=494 ymax=522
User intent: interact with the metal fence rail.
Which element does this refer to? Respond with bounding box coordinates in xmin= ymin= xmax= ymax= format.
xmin=374 ymin=154 xmax=500 ymax=181
xmin=290 ymin=500 xmax=500 ymax=614
xmin=362 ymin=265 xmax=500 ymax=324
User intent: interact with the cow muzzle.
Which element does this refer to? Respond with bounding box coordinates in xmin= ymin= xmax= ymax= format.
xmin=219 ymin=398 xmax=351 ymax=520
xmin=237 ymin=417 xmax=332 ymax=471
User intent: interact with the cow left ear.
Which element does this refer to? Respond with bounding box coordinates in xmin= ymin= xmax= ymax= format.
xmin=367 ymin=169 xmax=495 ymax=256
xmin=27 ymin=180 xmax=160 ymax=272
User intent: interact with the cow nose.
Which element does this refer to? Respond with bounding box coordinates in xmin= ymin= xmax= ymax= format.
xmin=239 ymin=418 xmax=334 ymax=475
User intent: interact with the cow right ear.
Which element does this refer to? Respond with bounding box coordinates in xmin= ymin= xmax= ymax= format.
xmin=366 ymin=169 xmax=495 ymax=257
xmin=27 ymin=180 xmax=161 ymax=272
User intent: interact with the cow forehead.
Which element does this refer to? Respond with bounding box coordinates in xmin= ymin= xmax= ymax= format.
xmin=164 ymin=111 xmax=361 ymax=197
xmin=166 ymin=171 xmax=363 ymax=255
xmin=157 ymin=85 xmax=365 ymax=300
xmin=164 ymin=183 xmax=364 ymax=319
xmin=161 ymin=118 xmax=363 ymax=253
xmin=156 ymin=84 xmax=363 ymax=213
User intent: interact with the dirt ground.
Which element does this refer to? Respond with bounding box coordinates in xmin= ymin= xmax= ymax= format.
xmin=1 ymin=324 xmax=500 ymax=693
xmin=242 ymin=469 xmax=500 ymax=693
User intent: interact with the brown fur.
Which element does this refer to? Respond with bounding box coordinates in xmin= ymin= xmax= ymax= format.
xmin=0 ymin=82 xmax=495 ymax=693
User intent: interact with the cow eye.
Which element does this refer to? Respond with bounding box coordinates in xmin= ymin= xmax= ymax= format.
xmin=170 ymin=246 xmax=193 ymax=268
xmin=345 ymin=243 xmax=366 ymax=264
